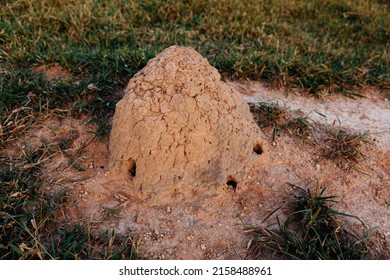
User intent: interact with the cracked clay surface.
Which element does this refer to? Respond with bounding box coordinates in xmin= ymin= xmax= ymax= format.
xmin=108 ymin=46 xmax=268 ymax=198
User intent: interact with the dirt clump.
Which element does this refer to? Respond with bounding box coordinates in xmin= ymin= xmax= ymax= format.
xmin=108 ymin=46 xmax=268 ymax=199
xmin=32 ymin=64 xmax=69 ymax=80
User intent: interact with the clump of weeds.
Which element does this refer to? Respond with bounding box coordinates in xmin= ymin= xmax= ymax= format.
xmin=321 ymin=127 xmax=369 ymax=170
xmin=249 ymin=102 xmax=287 ymax=142
xmin=250 ymin=102 xmax=313 ymax=142
xmin=281 ymin=115 xmax=313 ymax=139
xmin=247 ymin=184 xmax=372 ymax=260
xmin=249 ymin=102 xmax=286 ymax=129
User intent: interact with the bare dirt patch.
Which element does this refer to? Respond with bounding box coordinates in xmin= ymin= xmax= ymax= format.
xmin=32 ymin=64 xmax=70 ymax=80
xmin=230 ymin=81 xmax=390 ymax=149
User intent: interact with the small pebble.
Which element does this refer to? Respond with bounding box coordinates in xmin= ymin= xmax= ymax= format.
xmin=200 ymin=244 xmax=206 ymax=250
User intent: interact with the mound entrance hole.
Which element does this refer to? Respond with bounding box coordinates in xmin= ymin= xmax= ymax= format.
xmin=226 ymin=175 xmax=238 ymax=191
xmin=128 ymin=159 xmax=137 ymax=177
xmin=253 ymin=143 xmax=263 ymax=155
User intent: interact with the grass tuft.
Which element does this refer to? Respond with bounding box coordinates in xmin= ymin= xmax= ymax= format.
xmin=249 ymin=102 xmax=286 ymax=142
xmin=321 ymin=128 xmax=369 ymax=169
xmin=249 ymin=102 xmax=314 ymax=142
xmin=281 ymin=115 xmax=313 ymax=138
xmin=249 ymin=102 xmax=286 ymax=129
xmin=247 ymin=184 xmax=371 ymax=260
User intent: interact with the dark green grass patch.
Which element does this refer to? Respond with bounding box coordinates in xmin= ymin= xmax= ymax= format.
xmin=0 ymin=145 xmax=54 ymax=259
xmin=248 ymin=184 xmax=372 ymax=260
xmin=43 ymin=225 xmax=137 ymax=260
xmin=1 ymin=0 xmax=388 ymax=140
xmin=1 ymin=0 xmax=389 ymax=105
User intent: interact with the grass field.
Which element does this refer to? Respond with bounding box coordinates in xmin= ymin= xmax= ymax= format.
xmin=0 ymin=0 xmax=389 ymax=259
xmin=1 ymin=0 xmax=389 ymax=111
